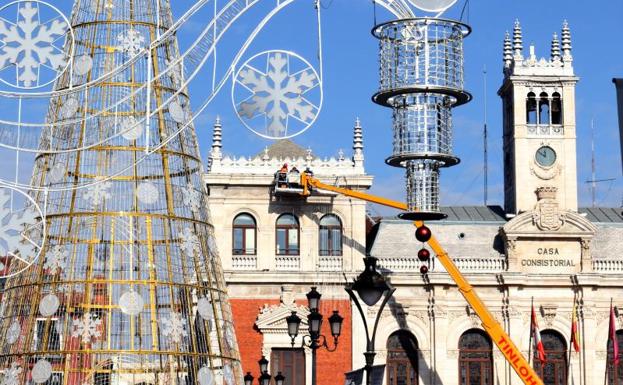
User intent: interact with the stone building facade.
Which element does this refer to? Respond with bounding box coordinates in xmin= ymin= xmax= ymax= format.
xmin=361 ymin=21 xmax=623 ymax=385
xmin=204 ymin=20 xmax=623 ymax=385
xmin=204 ymin=118 xmax=371 ymax=385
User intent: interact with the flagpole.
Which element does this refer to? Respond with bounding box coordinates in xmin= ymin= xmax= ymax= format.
xmin=568 ymin=295 xmax=575 ymax=384
xmin=529 ymin=297 xmax=534 ymax=366
xmin=604 ymin=298 xmax=613 ymax=385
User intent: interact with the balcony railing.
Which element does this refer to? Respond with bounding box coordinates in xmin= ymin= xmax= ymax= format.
xmin=592 ymin=259 xmax=623 ymax=273
xmin=377 ymin=255 xmax=508 ymax=273
xmin=276 ymin=255 xmax=300 ymax=271
xmin=232 ymin=255 xmax=257 ymax=270
xmin=318 ymin=256 xmax=343 ymax=272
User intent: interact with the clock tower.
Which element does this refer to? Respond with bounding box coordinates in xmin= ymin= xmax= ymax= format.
xmin=498 ymin=20 xmax=579 ymax=214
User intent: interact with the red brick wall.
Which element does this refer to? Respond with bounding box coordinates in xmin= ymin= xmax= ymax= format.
xmin=230 ymin=298 xmax=352 ymax=385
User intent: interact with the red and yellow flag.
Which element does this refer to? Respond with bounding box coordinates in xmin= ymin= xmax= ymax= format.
xmin=532 ymin=305 xmax=546 ymax=363
xmin=609 ymin=303 xmax=619 ymax=364
xmin=570 ymin=302 xmax=580 ymax=353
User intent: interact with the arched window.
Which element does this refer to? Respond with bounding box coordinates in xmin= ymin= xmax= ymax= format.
xmin=526 ymin=92 xmax=537 ymax=124
xmin=607 ymin=330 xmax=623 ymax=384
xmin=534 ymin=330 xmax=567 ymax=385
xmin=233 ymin=213 xmax=256 ymax=255
xmin=551 ymin=92 xmax=562 ymax=125
xmin=539 ymin=92 xmax=550 ymax=125
xmin=276 ymin=214 xmax=299 ymax=255
xmin=319 ymin=214 xmax=342 ymax=256
xmin=459 ymin=329 xmax=493 ymax=385
xmin=386 ymin=330 xmax=419 ymax=385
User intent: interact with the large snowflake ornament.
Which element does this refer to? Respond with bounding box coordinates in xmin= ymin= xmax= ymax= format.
xmin=182 ymin=183 xmax=202 ymax=214
xmin=0 ymin=1 xmax=71 ymax=88
xmin=83 ymin=177 xmax=112 ymax=208
xmin=179 ymin=227 xmax=200 ymax=257
xmin=233 ymin=50 xmax=321 ymax=139
xmin=71 ymin=312 xmax=102 ymax=344
xmin=0 ymin=187 xmax=44 ymax=275
xmin=44 ymin=245 xmax=67 ymax=273
xmin=161 ymin=311 xmax=188 ymax=344
xmin=1 ymin=362 xmax=22 ymax=385
xmin=117 ymin=29 xmax=145 ymax=58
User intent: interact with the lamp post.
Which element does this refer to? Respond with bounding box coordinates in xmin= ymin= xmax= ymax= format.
xmin=345 ymin=256 xmax=395 ymax=385
xmin=244 ymin=356 xmax=285 ymax=385
xmin=285 ymin=287 xmax=344 ymax=385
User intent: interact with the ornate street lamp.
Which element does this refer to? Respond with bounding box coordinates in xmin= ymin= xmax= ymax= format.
xmin=285 ymin=287 xmax=343 ymax=385
xmin=249 ymin=356 xmax=285 ymax=385
xmin=345 ymin=257 xmax=396 ymax=385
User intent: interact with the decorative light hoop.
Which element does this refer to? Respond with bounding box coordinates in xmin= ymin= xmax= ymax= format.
xmin=0 ymin=0 xmax=75 ymax=90
xmin=406 ymin=0 xmax=458 ymax=13
xmin=371 ymin=17 xmax=472 ymax=39
xmin=231 ymin=49 xmax=323 ymax=140
xmin=0 ymin=183 xmax=47 ymax=278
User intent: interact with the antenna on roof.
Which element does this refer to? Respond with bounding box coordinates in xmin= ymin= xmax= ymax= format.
xmin=585 ymin=117 xmax=616 ymax=207
xmin=483 ymin=65 xmax=488 ymax=206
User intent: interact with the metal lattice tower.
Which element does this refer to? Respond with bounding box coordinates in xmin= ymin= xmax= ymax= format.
xmin=373 ymin=18 xmax=471 ymax=219
xmin=0 ymin=1 xmax=242 ymax=384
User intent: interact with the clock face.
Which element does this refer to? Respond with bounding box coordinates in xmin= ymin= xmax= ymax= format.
xmin=535 ymin=146 xmax=557 ymax=167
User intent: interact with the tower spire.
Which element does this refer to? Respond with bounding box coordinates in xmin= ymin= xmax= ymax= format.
xmin=561 ymin=20 xmax=572 ymax=62
xmin=210 ymin=115 xmax=223 ymax=166
xmin=513 ymin=19 xmax=524 ymax=60
xmin=353 ymin=117 xmax=364 ymax=168
xmin=550 ymin=32 xmax=561 ymax=62
xmin=503 ymin=30 xmax=513 ymax=71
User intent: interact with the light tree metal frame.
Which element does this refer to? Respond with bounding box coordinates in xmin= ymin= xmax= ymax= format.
xmin=0 ymin=1 xmax=241 ymax=384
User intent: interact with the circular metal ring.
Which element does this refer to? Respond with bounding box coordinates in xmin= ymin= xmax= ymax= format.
xmin=385 ymin=153 xmax=460 ymax=168
xmin=373 ymin=86 xmax=472 ymax=107
xmin=398 ymin=211 xmax=448 ymax=221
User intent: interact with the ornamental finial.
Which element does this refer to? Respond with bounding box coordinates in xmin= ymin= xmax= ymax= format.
xmin=550 ymin=32 xmax=561 ymax=62
xmin=513 ymin=19 xmax=523 ymax=60
xmin=210 ymin=116 xmax=223 ymax=163
xmin=503 ymin=31 xmax=513 ymax=69
xmin=561 ymin=20 xmax=572 ymax=62
xmin=353 ymin=117 xmax=364 ymax=167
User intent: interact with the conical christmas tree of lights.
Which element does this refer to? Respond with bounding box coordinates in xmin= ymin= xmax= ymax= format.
xmin=0 ymin=1 xmax=242 ymax=384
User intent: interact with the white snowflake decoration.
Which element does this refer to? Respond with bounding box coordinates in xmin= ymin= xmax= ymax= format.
xmin=179 ymin=227 xmax=200 ymax=257
xmin=161 ymin=311 xmax=188 ymax=344
xmin=0 ymin=1 xmax=70 ymax=88
xmin=182 ymin=183 xmax=202 ymax=214
xmin=39 ymin=293 xmax=60 ymax=317
xmin=1 ymin=362 xmax=22 ymax=385
xmin=197 ymin=297 xmax=214 ymax=321
xmin=60 ymin=97 xmax=79 ymax=119
xmin=119 ymin=290 xmax=144 ymax=316
xmin=0 ymin=188 xmax=42 ymax=270
xmin=31 ymin=359 xmax=52 ymax=384
xmin=44 ymin=245 xmax=67 ymax=273
xmin=197 ymin=366 xmax=214 ymax=385
xmin=234 ymin=50 xmax=321 ymax=139
xmin=73 ymin=54 xmax=93 ymax=76
xmin=119 ymin=116 xmax=142 ymax=141
xmin=117 ymin=29 xmax=145 ymax=58
xmin=136 ymin=181 xmax=159 ymax=205
xmin=83 ymin=177 xmax=112 ymax=208
xmin=71 ymin=312 xmax=102 ymax=344
xmin=6 ymin=319 xmax=21 ymax=344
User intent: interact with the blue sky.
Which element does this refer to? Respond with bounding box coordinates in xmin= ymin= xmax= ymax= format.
xmin=2 ymin=0 xmax=622 ymax=213
xmin=172 ymin=0 xmax=623 ymax=212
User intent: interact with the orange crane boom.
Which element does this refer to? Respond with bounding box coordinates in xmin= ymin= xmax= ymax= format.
xmin=299 ymin=172 xmax=544 ymax=385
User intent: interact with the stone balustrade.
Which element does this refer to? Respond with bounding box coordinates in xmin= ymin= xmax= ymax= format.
xmin=317 ymin=256 xmax=343 ymax=272
xmin=275 ymin=255 xmax=300 ymax=271
xmin=592 ymin=259 xmax=623 ymax=273
xmin=232 ymin=255 xmax=257 ymax=270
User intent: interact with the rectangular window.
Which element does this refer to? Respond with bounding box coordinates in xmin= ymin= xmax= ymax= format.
xmin=271 ymin=348 xmax=305 ymax=385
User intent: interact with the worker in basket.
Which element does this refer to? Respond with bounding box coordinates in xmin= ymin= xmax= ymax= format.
xmin=289 ymin=166 xmax=300 ymax=187
xmin=275 ymin=163 xmax=288 ymax=188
